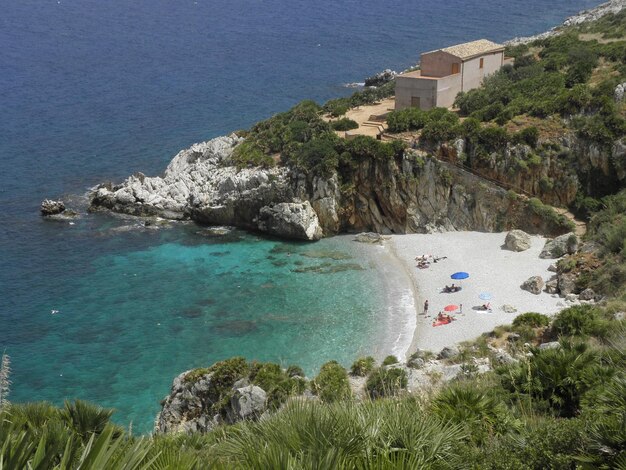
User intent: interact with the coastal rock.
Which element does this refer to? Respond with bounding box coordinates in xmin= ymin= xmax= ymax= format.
xmin=521 ymin=276 xmax=544 ymax=295
xmin=502 ymin=304 xmax=517 ymax=313
xmin=539 ymin=341 xmax=561 ymax=351
xmin=544 ymin=275 xmax=559 ymax=294
xmin=40 ymin=199 xmax=65 ymax=216
xmin=504 ymin=230 xmax=531 ymax=252
xmin=436 ymin=346 xmax=459 ymax=360
xmin=579 ymin=288 xmax=596 ymax=301
xmin=156 ymin=370 xmax=218 ymax=434
xmin=257 ymin=201 xmax=323 ymax=241
xmin=540 ymin=233 xmax=578 ymax=259
xmin=558 ymin=272 xmax=578 ymax=296
xmin=226 ymin=386 xmax=267 ymax=423
xmin=616 ymin=82 xmax=626 ymax=102
xmin=364 ymin=69 xmax=397 ymax=87
xmin=507 ymin=0 xmax=626 ymax=45
xmin=490 ymin=347 xmax=519 ymax=365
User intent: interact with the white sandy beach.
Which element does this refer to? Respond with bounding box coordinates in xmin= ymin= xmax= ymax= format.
xmin=386 ymin=232 xmax=568 ymax=355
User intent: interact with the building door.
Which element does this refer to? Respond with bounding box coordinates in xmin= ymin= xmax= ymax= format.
xmin=411 ymin=96 xmax=421 ymax=108
xmin=451 ymin=63 xmax=460 ymax=74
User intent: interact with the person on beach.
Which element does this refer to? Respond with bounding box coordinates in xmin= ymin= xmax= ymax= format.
xmin=460 ymin=303 xmax=463 ymax=314
xmin=424 ymin=299 xmax=429 ymax=314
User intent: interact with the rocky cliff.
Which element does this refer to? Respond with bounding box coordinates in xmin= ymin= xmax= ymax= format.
xmin=436 ymin=135 xmax=626 ymax=208
xmin=90 ymin=134 xmax=575 ymax=239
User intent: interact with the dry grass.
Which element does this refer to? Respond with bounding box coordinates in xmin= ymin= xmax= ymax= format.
xmin=504 ymin=114 xmax=568 ymax=140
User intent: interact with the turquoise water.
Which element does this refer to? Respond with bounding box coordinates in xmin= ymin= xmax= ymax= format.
xmin=1 ymin=0 xmax=600 ymax=435
xmin=6 ymin=220 xmax=395 ymax=432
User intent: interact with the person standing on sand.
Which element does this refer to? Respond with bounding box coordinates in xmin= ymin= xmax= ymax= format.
xmin=424 ymin=300 xmax=429 ymax=315
xmin=460 ymin=303 xmax=463 ymax=314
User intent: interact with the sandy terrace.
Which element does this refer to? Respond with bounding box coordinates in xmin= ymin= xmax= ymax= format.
xmin=387 ymin=232 xmax=569 ymax=354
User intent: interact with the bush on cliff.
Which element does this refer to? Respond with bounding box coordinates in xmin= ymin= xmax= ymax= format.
xmin=312 ymin=361 xmax=351 ymax=403
xmin=512 ymin=312 xmax=550 ymax=329
xmin=350 ymin=356 xmax=376 ymax=376
xmin=551 ymin=305 xmax=611 ymax=339
xmin=251 ymin=362 xmax=306 ymax=409
xmin=366 ymin=366 xmax=408 ymax=398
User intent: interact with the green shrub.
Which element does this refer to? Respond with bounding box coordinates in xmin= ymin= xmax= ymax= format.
xmin=252 ymin=363 xmax=306 ymax=409
xmin=513 ymin=312 xmax=550 ymax=328
xmin=366 ymin=367 xmax=408 ymax=398
xmin=331 ymin=118 xmax=359 ymax=131
xmin=312 ymin=361 xmax=351 ymax=403
xmin=205 ymin=357 xmax=250 ymax=411
xmin=477 ymin=126 xmax=509 ymax=153
xmin=350 ymin=356 xmax=376 ymax=376
xmin=499 ymin=340 xmax=614 ymax=417
xmin=552 ymin=305 xmax=610 ymax=338
xmin=386 ymin=107 xmax=428 ymax=132
xmin=286 ymin=365 xmax=305 ymax=378
xmin=513 ymin=126 xmax=539 ymax=148
xmin=431 ymin=385 xmax=514 ymax=445
xmin=382 ymin=355 xmax=399 ymax=366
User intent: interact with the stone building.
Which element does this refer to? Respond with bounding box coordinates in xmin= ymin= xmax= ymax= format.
xmin=395 ymin=39 xmax=510 ymax=110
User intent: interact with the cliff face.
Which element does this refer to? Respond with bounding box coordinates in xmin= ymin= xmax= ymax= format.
xmin=435 ymin=135 xmax=626 ymax=208
xmin=90 ymin=134 xmax=574 ymax=239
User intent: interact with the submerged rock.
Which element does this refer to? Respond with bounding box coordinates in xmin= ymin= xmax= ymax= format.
xmin=353 ymin=232 xmax=386 ymax=244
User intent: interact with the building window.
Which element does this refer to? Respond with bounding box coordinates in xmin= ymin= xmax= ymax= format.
xmin=480 ymin=58 xmax=484 ymax=69
xmin=451 ymin=63 xmax=460 ymax=75
xmin=411 ymin=96 xmax=421 ymax=108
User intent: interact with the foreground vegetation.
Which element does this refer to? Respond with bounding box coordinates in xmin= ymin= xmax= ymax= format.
xmin=1 ymin=303 xmax=624 ymax=468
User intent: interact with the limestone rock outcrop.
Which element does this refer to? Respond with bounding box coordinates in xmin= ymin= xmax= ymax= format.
xmin=90 ymin=134 xmax=580 ymax=240
xmin=156 ymin=369 xmax=270 ymax=435
xmin=41 ymin=199 xmax=65 ymax=216
xmin=504 ymin=230 xmax=531 ymax=252
xmin=257 ymin=201 xmax=323 ymax=241
xmin=521 ymin=276 xmax=544 ymax=295
xmin=540 ymin=233 xmax=578 ymax=259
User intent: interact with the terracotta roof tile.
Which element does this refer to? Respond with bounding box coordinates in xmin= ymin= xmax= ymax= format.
xmin=440 ymin=39 xmax=504 ymax=59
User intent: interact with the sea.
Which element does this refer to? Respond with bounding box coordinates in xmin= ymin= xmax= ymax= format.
xmin=0 ymin=0 xmax=600 ymax=433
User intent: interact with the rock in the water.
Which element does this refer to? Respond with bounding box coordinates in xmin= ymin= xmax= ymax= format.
xmin=40 ymin=199 xmax=65 ymax=216
xmin=504 ymin=230 xmax=531 ymax=252
xmin=437 ymin=346 xmax=459 ymax=360
xmin=226 ymin=386 xmax=267 ymax=423
xmin=578 ymin=288 xmax=595 ymax=301
xmin=364 ymin=69 xmax=397 ymax=87
xmin=540 ymin=232 xmax=578 ymax=259
xmin=257 ymin=201 xmax=323 ymax=241
xmin=353 ymin=232 xmax=385 ymax=244
xmin=521 ymin=276 xmax=544 ymax=295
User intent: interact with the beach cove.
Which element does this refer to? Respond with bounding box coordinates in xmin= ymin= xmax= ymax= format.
xmin=384 ymin=232 xmax=570 ymax=356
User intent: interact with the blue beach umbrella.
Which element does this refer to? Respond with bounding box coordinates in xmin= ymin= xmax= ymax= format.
xmin=479 ymin=292 xmax=492 ymax=301
xmin=450 ymin=272 xmax=469 ymax=280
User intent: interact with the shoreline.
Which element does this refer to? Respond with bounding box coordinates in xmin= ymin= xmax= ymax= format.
xmin=384 ymin=232 xmax=572 ymax=355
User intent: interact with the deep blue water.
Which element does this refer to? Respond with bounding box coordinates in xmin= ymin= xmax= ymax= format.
xmin=1 ymin=0 xmax=600 ymax=432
